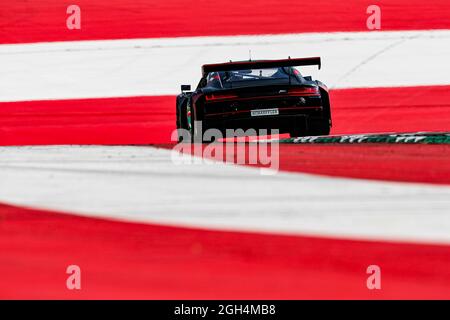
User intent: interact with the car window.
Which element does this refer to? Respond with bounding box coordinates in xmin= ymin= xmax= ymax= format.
xmin=223 ymin=67 xmax=288 ymax=82
xmin=206 ymin=72 xmax=223 ymax=88
xmin=205 ymin=67 xmax=302 ymax=88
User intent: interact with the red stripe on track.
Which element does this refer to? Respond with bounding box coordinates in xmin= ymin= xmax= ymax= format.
xmin=1 ymin=203 xmax=450 ymax=299
xmin=1 ymin=0 xmax=450 ymax=44
xmin=1 ymin=86 xmax=449 ymax=146
xmin=172 ymin=143 xmax=450 ymax=185
xmin=276 ymin=144 xmax=450 ymax=184
xmin=331 ymin=86 xmax=450 ymax=134
xmin=0 ymin=96 xmax=175 ymax=145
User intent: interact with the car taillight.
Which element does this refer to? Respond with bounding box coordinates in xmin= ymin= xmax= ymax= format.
xmin=205 ymin=93 xmax=238 ymax=101
xmin=289 ymin=87 xmax=319 ymax=95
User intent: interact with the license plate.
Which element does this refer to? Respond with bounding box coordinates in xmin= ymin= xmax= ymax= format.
xmin=250 ymin=108 xmax=279 ymax=117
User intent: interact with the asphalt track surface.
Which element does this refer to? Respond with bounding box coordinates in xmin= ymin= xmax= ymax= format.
xmin=1 ymin=0 xmax=450 ymax=299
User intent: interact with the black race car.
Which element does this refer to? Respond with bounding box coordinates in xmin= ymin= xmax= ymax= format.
xmin=176 ymin=57 xmax=332 ymax=142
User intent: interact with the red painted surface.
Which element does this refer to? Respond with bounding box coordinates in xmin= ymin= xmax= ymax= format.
xmin=330 ymin=86 xmax=450 ymax=135
xmin=1 ymin=86 xmax=449 ymax=146
xmin=275 ymin=144 xmax=450 ymax=184
xmin=0 ymin=96 xmax=175 ymax=146
xmin=1 ymin=0 xmax=450 ymax=44
xmin=1 ymin=203 xmax=450 ymax=299
xmin=178 ymin=143 xmax=450 ymax=184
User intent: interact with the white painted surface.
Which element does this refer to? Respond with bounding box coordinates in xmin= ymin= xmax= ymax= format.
xmin=0 ymin=30 xmax=449 ymax=102
xmin=1 ymin=145 xmax=450 ymax=244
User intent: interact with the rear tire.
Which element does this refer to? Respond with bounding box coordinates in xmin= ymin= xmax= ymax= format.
xmin=190 ymin=123 xmax=205 ymax=143
xmin=289 ymin=119 xmax=330 ymax=138
xmin=307 ymin=119 xmax=331 ymax=136
xmin=176 ymin=97 xmax=189 ymax=142
xmin=190 ymin=109 xmax=206 ymax=143
xmin=289 ymin=128 xmax=305 ymax=138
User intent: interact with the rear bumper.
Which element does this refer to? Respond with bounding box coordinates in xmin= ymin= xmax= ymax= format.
xmin=203 ymin=113 xmax=324 ymax=134
xmin=202 ymin=106 xmax=324 ymax=133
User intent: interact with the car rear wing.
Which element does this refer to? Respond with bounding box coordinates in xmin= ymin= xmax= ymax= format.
xmin=202 ymin=57 xmax=321 ymax=76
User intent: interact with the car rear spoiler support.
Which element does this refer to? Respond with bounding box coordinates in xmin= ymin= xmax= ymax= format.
xmin=202 ymin=57 xmax=321 ymax=76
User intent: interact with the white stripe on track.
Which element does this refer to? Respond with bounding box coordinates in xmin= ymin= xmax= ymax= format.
xmin=1 ymin=145 xmax=450 ymax=244
xmin=1 ymin=30 xmax=450 ymax=102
